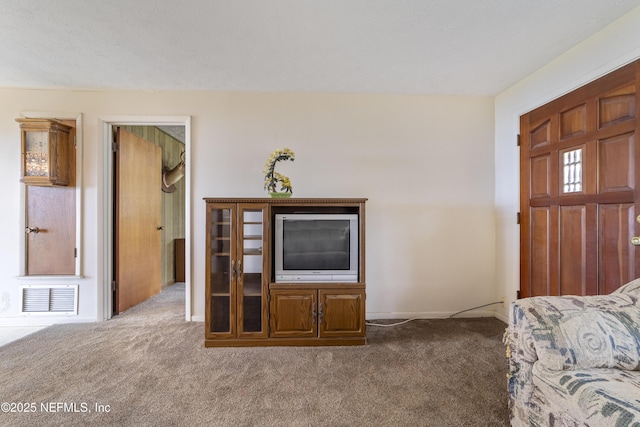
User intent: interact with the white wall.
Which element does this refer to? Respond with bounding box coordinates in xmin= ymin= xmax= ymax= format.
xmin=0 ymin=90 xmax=495 ymax=324
xmin=494 ymin=5 xmax=640 ymax=321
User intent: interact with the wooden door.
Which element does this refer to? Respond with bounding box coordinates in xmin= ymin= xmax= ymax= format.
xmin=25 ymin=124 xmax=76 ymax=275
xmin=269 ymin=289 xmax=317 ymax=338
xmin=26 ymin=187 xmax=75 ymax=275
xmin=114 ymin=128 xmax=162 ymax=313
xmin=319 ymin=289 xmax=365 ymax=338
xmin=520 ymin=60 xmax=640 ymax=297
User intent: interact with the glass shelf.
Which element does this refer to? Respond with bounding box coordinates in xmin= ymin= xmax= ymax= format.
xmin=243 ymin=234 xmax=262 ymax=240
xmin=243 ymin=273 xmax=263 ymax=295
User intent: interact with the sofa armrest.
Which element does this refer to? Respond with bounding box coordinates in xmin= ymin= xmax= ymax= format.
xmin=507 ymin=293 xmax=640 ymax=372
xmin=505 ymin=302 xmax=538 ymax=406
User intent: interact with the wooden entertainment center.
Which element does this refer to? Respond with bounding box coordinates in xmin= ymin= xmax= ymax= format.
xmin=204 ymin=197 xmax=367 ymax=347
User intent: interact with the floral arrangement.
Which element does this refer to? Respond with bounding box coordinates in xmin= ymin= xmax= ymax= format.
xmin=263 ymin=148 xmax=295 ymax=194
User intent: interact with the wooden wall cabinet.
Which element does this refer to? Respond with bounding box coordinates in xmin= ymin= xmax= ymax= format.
xmin=204 ymin=198 xmax=366 ymax=347
xmin=16 ymin=118 xmax=73 ymax=186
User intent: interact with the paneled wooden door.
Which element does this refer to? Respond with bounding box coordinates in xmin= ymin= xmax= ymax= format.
xmin=520 ymin=60 xmax=640 ymax=297
xmin=114 ymin=128 xmax=162 ymax=314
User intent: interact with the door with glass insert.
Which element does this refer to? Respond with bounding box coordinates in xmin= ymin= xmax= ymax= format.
xmin=206 ymin=204 xmax=236 ymax=338
xmin=237 ymin=205 xmax=268 ymax=337
xmin=520 ymin=60 xmax=640 ymax=297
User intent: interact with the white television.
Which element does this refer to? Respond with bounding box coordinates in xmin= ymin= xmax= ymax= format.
xmin=274 ymin=214 xmax=359 ymax=283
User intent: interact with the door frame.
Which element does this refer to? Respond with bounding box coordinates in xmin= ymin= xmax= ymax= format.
xmin=99 ymin=116 xmax=191 ymax=321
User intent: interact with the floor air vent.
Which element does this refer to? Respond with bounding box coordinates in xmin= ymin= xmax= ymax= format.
xmin=21 ymin=285 xmax=78 ymax=315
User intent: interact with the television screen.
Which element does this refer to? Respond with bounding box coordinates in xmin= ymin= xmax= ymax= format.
xmin=282 ymin=220 xmax=350 ymax=270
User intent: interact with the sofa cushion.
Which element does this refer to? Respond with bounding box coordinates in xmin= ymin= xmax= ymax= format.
xmin=531 ymin=363 xmax=640 ymax=426
xmin=518 ymin=295 xmax=640 ymax=370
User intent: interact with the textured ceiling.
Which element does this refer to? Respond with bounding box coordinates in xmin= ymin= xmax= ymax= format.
xmin=1 ymin=0 xmax=640 ymax=96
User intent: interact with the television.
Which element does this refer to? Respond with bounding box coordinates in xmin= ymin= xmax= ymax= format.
xmin=274 ymin=214 xmax=359 ymax=283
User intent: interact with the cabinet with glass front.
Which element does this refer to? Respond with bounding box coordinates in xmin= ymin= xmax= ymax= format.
xmin=204 ymin=197 xmax=367 ymax=347
xmin=16 ymin=118 xmax=73 ymax=187
xmin=205 ymin=203 xmax=268 ymax=342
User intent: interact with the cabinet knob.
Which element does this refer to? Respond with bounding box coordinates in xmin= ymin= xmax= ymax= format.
xmin=157 ymin=225 xmax=164 ymax=230
xmin=631 ymin=236 xmax=640 ymax=246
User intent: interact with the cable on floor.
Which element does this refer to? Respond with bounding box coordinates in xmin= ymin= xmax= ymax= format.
xmin=447 ymin=301 xmax=503 ymax=318
xmin=365 ymin=301 xmax=504 ymax=327
xmin=365 ymin=318 xmax=420 ymax=327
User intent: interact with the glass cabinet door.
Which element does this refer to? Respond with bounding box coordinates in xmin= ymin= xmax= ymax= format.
xmin=207 ymin=205 xmax=235 ymax=336
xmin=238 ymin=205 xmax=267 ymax=337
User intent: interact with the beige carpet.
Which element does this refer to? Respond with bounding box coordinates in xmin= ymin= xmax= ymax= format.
xmin=0 ymin=283 xmax=509 ymax=426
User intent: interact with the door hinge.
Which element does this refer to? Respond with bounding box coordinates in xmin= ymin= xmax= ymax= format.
xmin=516 ymin=290 xmax=521 ymax=299
xmin=112 ymin=281 xmax=118 ymax=292
xmin=74 ymin=248 xmax=77 ymax=258
xmin=112 ymin=141 xmax=118 ymax=152
xmin=267 ymin=299 xmax=271 ymax=335
xmin=517 ymin=212 xmax=521 ymax=224
xmin=517 ymin=134 xmax=521 ymax=147
xmin=74 ymin=135 xmax=77 ymax=148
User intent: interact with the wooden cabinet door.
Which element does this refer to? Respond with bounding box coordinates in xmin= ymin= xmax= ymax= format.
xmin=206 ymin=202 xmax=268 ymax=342
xmin=520 ymin=60 xmax=640 ymax=297
xmin=205 ymin=204 xmax=236 ymax=338
xmin=237 ymin=204 xmax=268 ymax=338
xmin=319 ymin=290 xmax=365 ymax=338
xmin=26 ymin=185 xmax=75 ymax=275
xmin=269 ymin=289 xmax=317 ymax=338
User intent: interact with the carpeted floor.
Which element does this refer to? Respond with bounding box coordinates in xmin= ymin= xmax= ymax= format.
xmin=0 ymin=283 xmax=509 ymax=426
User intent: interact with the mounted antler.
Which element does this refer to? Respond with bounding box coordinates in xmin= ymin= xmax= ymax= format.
xmin=162 ymin=151 xmax=185 ymax=193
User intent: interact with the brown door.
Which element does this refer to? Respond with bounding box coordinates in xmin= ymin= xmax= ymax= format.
xmin=520 ymin=60 xmax=640 ymax=297
xmin=114 ymin=128 xmax=162 ymax=313
xmin=25 ymin=124 xmax=76 ymax=275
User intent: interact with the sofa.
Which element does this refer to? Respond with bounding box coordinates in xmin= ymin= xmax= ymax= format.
xmin=504 ymin=279 xmax=640 ymax=426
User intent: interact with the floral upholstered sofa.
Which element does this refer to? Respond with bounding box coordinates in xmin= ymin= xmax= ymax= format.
xmin=505 ymin=279 xmax=640 ymax=426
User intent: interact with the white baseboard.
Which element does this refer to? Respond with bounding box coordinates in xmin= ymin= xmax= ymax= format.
xmin=494 ymin=311 xmax=508 ymax=323
xmin=0 ymin=316 xmax=97 ymax=327
xmin=190 ymin=315 xmax=205 ymax=322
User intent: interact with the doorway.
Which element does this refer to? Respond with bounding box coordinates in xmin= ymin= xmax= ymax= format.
xmin=101 ymin=116 xmax=191 ymax=321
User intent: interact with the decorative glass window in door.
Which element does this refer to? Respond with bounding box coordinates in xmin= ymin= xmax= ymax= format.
xmin=563 ymin=148 xmax=582 ymax=193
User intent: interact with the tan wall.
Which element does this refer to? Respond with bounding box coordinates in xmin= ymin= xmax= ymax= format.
xmin=0 ymin=90 xmax=495 ymax=323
